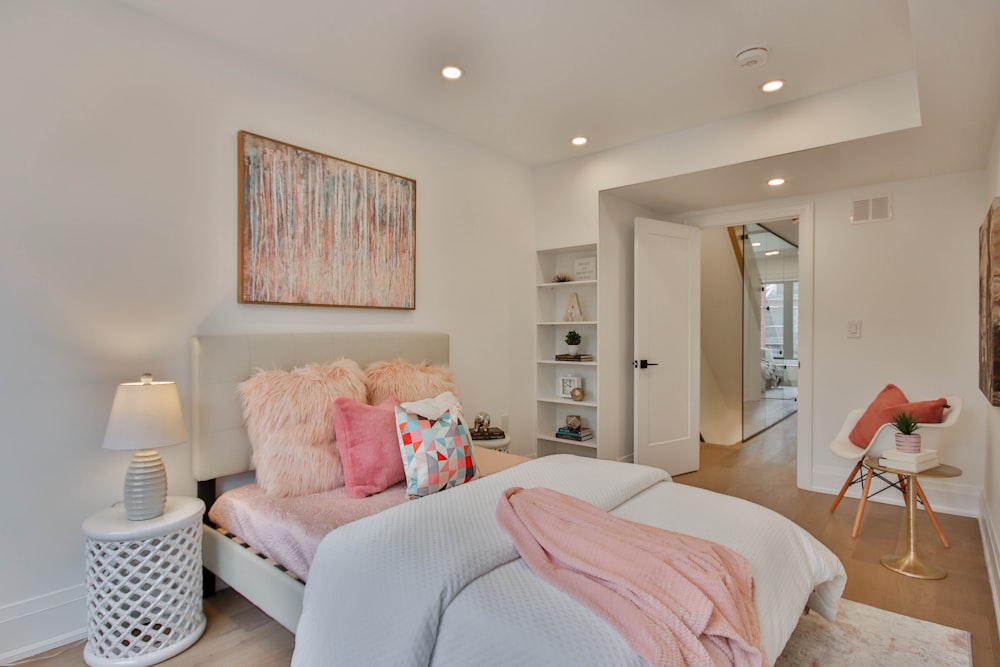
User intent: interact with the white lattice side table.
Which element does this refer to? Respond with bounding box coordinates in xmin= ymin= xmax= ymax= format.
xmin=83 ymin=496 xmax=206 ymax=666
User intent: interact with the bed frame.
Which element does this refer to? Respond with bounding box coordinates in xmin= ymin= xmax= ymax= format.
xmin=191 ymin=332 xmax=450 ymax=632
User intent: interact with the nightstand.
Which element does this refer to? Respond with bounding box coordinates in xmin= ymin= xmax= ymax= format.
xmin=472 ymin=435 xmax=511 ymax=453
xmin=83 ymin=496 xmax=206 ymax=666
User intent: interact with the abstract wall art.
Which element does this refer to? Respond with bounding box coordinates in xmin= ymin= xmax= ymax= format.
xmin=238 ymin=131 xmax=416 ymax=309
xmin=979 ymin=196 xmax=1000 ymax=405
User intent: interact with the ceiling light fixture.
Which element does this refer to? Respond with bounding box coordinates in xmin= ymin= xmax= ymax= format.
xmin=441 ymin=65 xmax=463 ymax=80
xmin=765 ymin=250 xmax=780 ymax=256
xmin=752 ymin=242 xmax=761 ymax=247
xmin=761 ymin=79 xmax=785 ymax=93
xmin=768 ymin=178 xmax=786 ymax=186
xmin=571 ymin=136 xmax=588 ymax=146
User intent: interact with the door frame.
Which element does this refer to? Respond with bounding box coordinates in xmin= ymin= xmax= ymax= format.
xmin=682 ymin=200 xmax=814 ymax=490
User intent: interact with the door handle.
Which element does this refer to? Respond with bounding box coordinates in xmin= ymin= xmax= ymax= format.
xmin=634 ymin=360 xmax=659 ymax=369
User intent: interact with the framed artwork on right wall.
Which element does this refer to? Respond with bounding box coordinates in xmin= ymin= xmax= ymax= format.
xmin=979 ymin=196 xmax=1000 ymax=405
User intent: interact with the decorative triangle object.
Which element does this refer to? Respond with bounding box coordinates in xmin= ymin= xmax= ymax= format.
xmin=563 ymin=292 xmax=583 ymax=322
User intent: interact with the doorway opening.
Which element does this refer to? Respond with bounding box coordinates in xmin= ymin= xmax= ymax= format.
xmin=741 ymin=222 xmax=799 ymax=439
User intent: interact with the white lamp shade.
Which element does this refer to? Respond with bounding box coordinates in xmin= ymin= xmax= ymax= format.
xmin=103 ymin=376 xmax=188 ymax=451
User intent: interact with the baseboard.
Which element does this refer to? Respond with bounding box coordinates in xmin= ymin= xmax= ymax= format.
xmin=979 ymin=493 xmax=1000 ymax=645
xmin=0 ymin=585 xmax=86 ymax=663
xmin=812 ymin=464 xmax=981 ymax=517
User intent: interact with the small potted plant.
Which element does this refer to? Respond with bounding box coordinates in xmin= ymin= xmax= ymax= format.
xmin=565 ymin=330 xmax=582 ymax=356
xmin=891 ymin=410 xmax=921 ymax=453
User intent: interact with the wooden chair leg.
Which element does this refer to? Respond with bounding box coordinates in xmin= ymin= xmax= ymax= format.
xmin=913 ymin=479 xmax=950 ymax=548
xmin=897 ymin=475 xmax=908 ymax=510
xmin=852 ymin=466 xmax=875 ymax=538
xmin=830 ymin=460 xmax=864 ymax=513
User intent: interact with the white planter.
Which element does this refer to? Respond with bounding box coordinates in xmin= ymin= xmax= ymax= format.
xmin=895 ymin=433 xmax=921 ymax=453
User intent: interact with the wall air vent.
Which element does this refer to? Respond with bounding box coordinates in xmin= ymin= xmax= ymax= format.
xmin=850 ymin=195 xmax=892 ymax=224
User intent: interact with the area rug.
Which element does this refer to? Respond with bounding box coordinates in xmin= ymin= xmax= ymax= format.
xmin=775 ymin=598 xmax=972 ymax=667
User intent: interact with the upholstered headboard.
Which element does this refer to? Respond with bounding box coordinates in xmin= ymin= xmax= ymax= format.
xmin=191 ymin=332 xmax=450 ymax=482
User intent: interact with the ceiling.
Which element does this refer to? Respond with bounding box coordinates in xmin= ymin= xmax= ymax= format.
xmin=118 ymin=0 xmax=1000 ymax=213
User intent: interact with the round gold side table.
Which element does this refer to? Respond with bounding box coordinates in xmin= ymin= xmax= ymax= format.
xmin=864 ymin=456 xmax=961 ymax=580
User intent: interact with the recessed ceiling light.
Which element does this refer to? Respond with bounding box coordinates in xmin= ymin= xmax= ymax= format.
xmin=761 ymin=79 xmax=785 ymax=93
xmin=752 ymin=242 xmax=761 ymax=247
xmin=571 ymin=136 xmax=588 ymax=146
xmin=765 ymin=250 xmax=780 ymax=256
xmin=768 ymin=177 xmax=786 ymax=186
xmin=441 ymin=66 xmax=463 ymax=80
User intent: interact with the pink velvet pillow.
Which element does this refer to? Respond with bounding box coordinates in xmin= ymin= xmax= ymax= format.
xmin=365 ymin=359 xmax=459 ymax=405
xmin=334 ymin=396 xmax=405 ymax=498
xmin=238 ymin=359 xmax=367 ymax=496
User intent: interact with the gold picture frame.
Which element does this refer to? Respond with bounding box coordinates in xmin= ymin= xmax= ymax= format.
xmin=238 ymin=131 xmax=416 ymax=309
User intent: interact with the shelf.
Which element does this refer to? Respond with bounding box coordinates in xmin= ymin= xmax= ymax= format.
xmin=537 ymin=279 xmax=598 ymax=289
xmin=538 ymin=397 xmax=598 ymax=407
xmin=537 ymin=320 xmax=597 ymax=326
xmin=536 ymin=243 xmax=599 ymax=460
xmin=536 ymin=434 xmax=598 ymax=449
xmin=537 ymin=360 xmax=597 ymax=367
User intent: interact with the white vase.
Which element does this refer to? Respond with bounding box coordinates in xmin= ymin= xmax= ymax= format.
xmin=568 ymin=345 xmax=579 ymax=356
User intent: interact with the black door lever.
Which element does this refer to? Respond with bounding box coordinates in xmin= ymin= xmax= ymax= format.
xmin=634 ymin=360 xmax=659 ymax=369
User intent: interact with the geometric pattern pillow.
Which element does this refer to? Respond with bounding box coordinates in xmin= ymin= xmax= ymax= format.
xmin=394 ymin=404 xmax=478 ymax=499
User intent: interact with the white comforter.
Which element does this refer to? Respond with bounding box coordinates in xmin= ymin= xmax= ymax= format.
xmin=292 ymin=455 xmax=845 ymax=666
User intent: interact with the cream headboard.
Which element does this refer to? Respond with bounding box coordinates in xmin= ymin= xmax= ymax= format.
xmin=191 ymin=332 xmax=450 ymax=482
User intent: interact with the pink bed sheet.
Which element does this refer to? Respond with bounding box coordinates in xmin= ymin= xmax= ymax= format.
xmin=208 ymin=446 xmax=529 ymax=582
xmin=208 ymin=482 xmax=407 ymax=581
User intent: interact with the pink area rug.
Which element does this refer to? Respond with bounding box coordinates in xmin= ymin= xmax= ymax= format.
xmin=775 ymin=598 xmax=972 ymax=667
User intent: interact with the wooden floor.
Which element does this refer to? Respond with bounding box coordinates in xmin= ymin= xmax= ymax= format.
xmin=677 ymin=413 xmax=999 ymax=666
xmin=26 ymin=413 xmax=998 ymax=666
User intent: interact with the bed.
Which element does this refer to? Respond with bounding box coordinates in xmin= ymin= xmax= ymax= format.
xmin=192 ymin=332 xmax=846 ymax=665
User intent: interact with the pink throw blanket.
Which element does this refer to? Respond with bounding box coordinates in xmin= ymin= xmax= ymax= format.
xmin=496 ymin=486 xmax=764 ymax=667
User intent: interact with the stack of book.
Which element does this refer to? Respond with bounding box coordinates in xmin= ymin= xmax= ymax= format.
xmin=555 ymin=353 xmax=594 ymax=362
xmin=555 ymin=426 xmax=593 ymax=442
xmin=877 ymin=448 xmax=939 ymax=473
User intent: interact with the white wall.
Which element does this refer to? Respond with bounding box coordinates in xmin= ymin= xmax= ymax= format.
xmin=982 ymin=112 xmax=1000 ymax=641
xmin=0 ymin=0 xmax=534 ymax=659
xmin=700 ymin=228 xmax=743 ymax=445
xmin=534 ymin=101 xmax=987 ymax=517
xmin=806 ymin=171 xmax=985 ymax=513
xmin=596 ymin=194 xmax=663 ymax=462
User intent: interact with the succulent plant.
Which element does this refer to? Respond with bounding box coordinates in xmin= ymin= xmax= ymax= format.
xmin=565 ymin=330 xmax=581 ymax=346
xmin=891 ymin=410 xmax=921 ymax=435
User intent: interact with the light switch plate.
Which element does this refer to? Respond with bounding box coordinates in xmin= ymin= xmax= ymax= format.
xmin=847 ymin=320 xmax=862 ymax=338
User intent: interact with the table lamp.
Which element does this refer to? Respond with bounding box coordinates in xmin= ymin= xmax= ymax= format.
xmin=102 ymin=373 xmax=188 ymax=521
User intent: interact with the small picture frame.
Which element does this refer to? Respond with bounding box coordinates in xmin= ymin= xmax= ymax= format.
xmin=573 ymin=257 xmax=596 ymax=281
xmin=559 ymin=376 xmax=582 ymax=398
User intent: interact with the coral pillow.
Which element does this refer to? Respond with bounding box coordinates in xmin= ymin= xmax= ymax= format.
xmin=334 ymin=396 xmax=405 ymax=498
xmin=238 ymin=359 xmax=367 ymax=496
xmin=365 ymin=359 xmax=459 ymax=405
xmin=848 ymin=384 xmax=946 ymax=447
xmin=848 ymin=384 xmax=908 ymax=447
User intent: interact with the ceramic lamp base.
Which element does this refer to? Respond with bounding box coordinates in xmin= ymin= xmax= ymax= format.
xmin=124 ymin=449 xmax=167 ymax=521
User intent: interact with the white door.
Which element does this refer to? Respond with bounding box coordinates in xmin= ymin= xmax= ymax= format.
xmin=634 ymin=217 xmax=701 ymax=474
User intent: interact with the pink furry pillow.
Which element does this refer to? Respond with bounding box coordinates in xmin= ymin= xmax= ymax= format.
xmin=365 ymin=359 xmax=459 ymax=405
xmin=238 ymin=359 xmax=367 ymax=497
xmin=334 ymin=396 xmax=405 ymax=498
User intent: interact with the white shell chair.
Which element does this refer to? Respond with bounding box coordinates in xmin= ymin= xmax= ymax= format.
xmin=828 ymin=396 xmax=962 ymax=546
